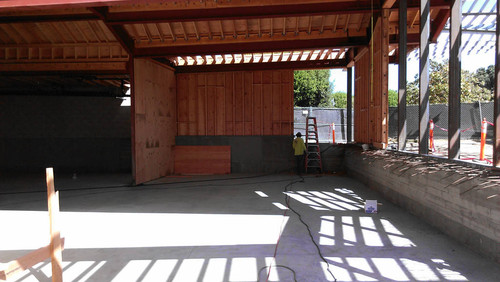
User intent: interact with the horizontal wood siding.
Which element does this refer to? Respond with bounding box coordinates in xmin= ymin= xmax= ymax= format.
xmin=174 ymin=145 xmax=231 ymax=175
xmin=177 ymin=70 xmax=293 ymax=136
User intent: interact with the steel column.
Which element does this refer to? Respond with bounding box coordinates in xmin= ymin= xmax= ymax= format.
xmin=347 ymin=67 xmax=353 ymax=143
xmin=448 ymin=0 xmax=462 ymax=160
xmin=494 ymin=0 xmax=500 ymax=167
xmin=398 ymin=0 xmax=407 ymax=151
xmin=419 ymin=0 xmax=430 ymax=154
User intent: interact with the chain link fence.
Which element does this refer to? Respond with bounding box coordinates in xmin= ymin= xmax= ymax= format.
xmin=293 ymin=107 xmax=353 ymax=142
xmin=388 ymin=102 xmax=494 ymax=141
xmin=292 ymin=102 xmax=494 ymax=157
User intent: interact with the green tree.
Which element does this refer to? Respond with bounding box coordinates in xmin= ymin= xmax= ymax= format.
xmin=475 ymin=65 xmax=495 ymax=93
xmin=294 ymin=69 xmax=333 ymax=107
xmin=388 ymin=89 xmax=398 ymax=107
xmin=331 ymin=91 xmax=347 ymax=108
xmin=406 ymin=60 xmax=492 ymax=105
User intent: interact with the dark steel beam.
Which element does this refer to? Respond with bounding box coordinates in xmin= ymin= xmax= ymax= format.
xmin=347 ymin=67 xmax=353 ymax=143
xmin=419 ymin=0 xmax=430 ymax=154
xmin=494 ymin=0 xmax=500 ymax=167
xmin=448 ymin=0 xmax=461 ymax=160
xmin=390 ymin=33 xmax=420 ymax=45
xmin=174 ymin=58 xmax=348 ymax=73
xmin=398 ymin=0 xmax=407 ymax=151
xmin=134 ymin=37 xmax=369 ymax=57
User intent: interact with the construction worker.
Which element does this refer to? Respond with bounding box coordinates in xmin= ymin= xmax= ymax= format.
xmin=293 ymin=132 xmax=307 ymax=175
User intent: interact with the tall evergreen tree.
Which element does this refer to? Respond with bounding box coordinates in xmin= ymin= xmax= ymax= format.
xmin=294 ymin=70 xmax=333 ymax=107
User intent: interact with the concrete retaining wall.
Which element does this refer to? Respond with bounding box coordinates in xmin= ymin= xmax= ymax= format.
xmin=344 ymin=147 xmax=500 ymax=263
xmin=176 ymin=136 xmax=346 ymax=174
xmin=176 ymin=136 xmax=294 ymax=173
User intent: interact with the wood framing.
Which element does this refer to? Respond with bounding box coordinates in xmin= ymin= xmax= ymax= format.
xmin=177 ymin=70 xmax=293 ymax=136
xmin=133 ymin=58 xmax=176 ymax=184
xmin=46 ymin=167 xmax=62 ymax=282
xmin=0 ymin=239 xmax=66 ymax=281
xmin=0 ymin=168 xmax=64 ymax=281
xmin=354 ymin=10 xmax=389 ymax=148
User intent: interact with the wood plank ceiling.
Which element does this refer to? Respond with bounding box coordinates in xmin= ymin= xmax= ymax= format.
xmin=0 ymin=0 xmax=452 ymax=74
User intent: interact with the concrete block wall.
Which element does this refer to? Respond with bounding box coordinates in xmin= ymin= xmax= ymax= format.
xmin=176 ymin=136 xmax=346 ymax=174
xmin=175 ymin=136 xmax=294 ymax=173
xmin=0 ymin=95 xmax=131 ymax=172
xmin=344 ymin=147 xmax=500 ymax=263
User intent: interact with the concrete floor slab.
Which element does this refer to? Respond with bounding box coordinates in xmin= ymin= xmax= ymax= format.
xmin=1 ymin=173 xmax=499 ymax=281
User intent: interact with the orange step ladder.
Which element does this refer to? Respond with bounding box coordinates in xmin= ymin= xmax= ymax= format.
xmin=305 ymin=117 xmax=322 ymax=173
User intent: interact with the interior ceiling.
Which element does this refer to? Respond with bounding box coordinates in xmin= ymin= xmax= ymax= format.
xmin=0 ymin=0 xmax=452 ymax=89
xmin=0 ymin=74 xmax=130 ymax=96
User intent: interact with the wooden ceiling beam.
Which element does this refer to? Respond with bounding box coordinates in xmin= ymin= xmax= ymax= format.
xmin=89 ymin=7 xmax=134 ymax=54
xmin=174 ymin=58 xmax=348 ymax=73
xmin=0 ymin=0 xmax=452 ymax=24
xmin=101 ymin=1 xmax=380 ymax=25
xmin=134 ymin=36 xmax=368 ymax=57
xmin=193 ymin=22 xmax=200 ymax=40
xmin=382 ymin=0 xmax=398 ymax=9
xmin=0 ymin=62 xmax=128 ymax=73
xmin=82 ymin=1 xmax=451 ymax=25
xmin=155 ymin=23 xmax=165 ymax=42
xmin=166 ymin=22 xmax=176 ymax=41
xmin=180 ymin=22 xmax=188 ymax=41
xmin=430 ymin=8 xmax=450 ymax=43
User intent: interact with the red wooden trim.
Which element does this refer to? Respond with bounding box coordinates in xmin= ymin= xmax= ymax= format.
xmin=174 ymin=59 xmax=347 ymax=73
xmin=135 ymin=37 xmax=368 ymax=57
xmin=431 ymin=8 xmax=451 ymax=43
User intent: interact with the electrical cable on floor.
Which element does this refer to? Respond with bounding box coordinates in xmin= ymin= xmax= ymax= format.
xmin=258 ymin=265 xmax=297 ymax=282
xmin=0 ymin=170 xmax=294 ymax=196
xmin=260 ymin=176 xmax=303 ymax=282
xmin=284 ymin=176 xmax=337 ymax=282
xmin=260 ymin=175 xmax=337 ymax=282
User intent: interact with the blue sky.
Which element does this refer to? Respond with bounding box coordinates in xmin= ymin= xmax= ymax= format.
xmin=330 ymin=0 xmax=496 ymax=93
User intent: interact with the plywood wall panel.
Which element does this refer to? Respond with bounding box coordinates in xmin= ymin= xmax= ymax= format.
xmin=253 ymin=83 xmax=263 ymax=135
xmin=177 ymin=70 xmax=293 ymax=136
xmin=216 ymin=87 xmax=225 ymax=135
xmin=272 ymin=83 xmax=281 ymax=135
xmin=354 ymin=10 xmax=389 ymax=147
xmin=188 ymin=75 xmax=198 ymax=136
xmin=262 ymin=83 xmax=273 ymax=135
xmin=206 ymin=85 xmax=216 ymax=135
xmin=133 ymin=58 xmax=176 ymax=184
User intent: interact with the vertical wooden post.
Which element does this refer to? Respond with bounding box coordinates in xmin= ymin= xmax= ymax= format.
xmin=449 ymin=0 xmax=462 ymax=160
xmin=494 ymin=0 xmax=500 ymax=167
xmin=419 ymin=0 xmax=430 ymax=154
xmin=347 ymin=67 xmax=353 ymax=143
xmin=46 ymin=168 xmax=63 ymax=282
xmin=398 ymin=0 xmax=407 ymax=151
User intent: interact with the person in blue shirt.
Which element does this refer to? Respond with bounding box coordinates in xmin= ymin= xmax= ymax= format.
xmin=293 ymin=132 xmax=307 ymax=175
